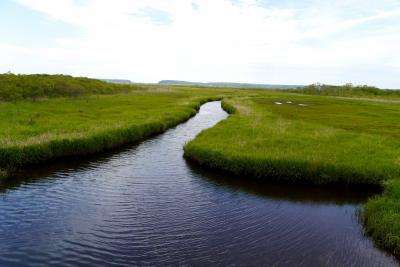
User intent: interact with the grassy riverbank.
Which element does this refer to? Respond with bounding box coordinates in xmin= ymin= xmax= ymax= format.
xmin=185 ymin=93 xmax=400 ymax=185
xmin=0 ymin=76 xmax=226 ymax=178
xmin=363 ymin=180 xmax=400 ymax=257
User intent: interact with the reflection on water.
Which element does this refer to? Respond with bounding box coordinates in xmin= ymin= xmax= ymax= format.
xmin=186 ymin=161 xmax=379 ymax=205
xmin=0 ymin=102 xmax=397 ymax=266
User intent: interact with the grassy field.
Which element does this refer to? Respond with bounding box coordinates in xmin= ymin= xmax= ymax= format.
xmin=0 ymin=73 xmax=144 ymax=101
xmin=185 ymin=92 xmax=400 ymax=185
xmin=288 ymin=83 xmax=400 ymax=98
xmin=0 ymin=83 xmax=226 ymax=178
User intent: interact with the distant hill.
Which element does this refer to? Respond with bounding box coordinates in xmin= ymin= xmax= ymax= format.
xmin=101 ymin=79 xmax=133 ymax=84
xmin=158 ymin=80 xmax=303 ymax=89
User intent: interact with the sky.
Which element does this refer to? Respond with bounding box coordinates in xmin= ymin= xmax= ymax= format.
xmin=0 ymin=0 xmax=400 ymax=88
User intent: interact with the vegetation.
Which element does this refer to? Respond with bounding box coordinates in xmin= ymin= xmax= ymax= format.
xmin=184 ymin=92 xmax=400 ymax=185
xmin=288 ymin=83 xmax=400 ymax=98
xmin=0 ymin=73 xmax=144 ymax=101
xmin=363 ymin=180 xmax=400 ymax=257
xmin=0 ymin=74 xmax=225 ymax=178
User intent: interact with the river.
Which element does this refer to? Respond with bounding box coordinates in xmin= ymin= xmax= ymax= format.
xmin=0 ymin=101 xmax=397 ymax=266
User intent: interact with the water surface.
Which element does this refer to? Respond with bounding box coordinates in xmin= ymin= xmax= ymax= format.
xmin=0 ymin=102 xmax=397 ymax=266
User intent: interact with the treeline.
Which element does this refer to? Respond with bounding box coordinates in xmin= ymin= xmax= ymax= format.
xmin=288 ymin=83 xmax=400 ymax=97
xmin=0 ymin=74 xmax=142 ymax=101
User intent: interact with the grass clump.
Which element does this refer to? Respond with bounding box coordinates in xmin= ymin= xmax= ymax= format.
xmin=363 ymin=180 xmax=400 ymax=257
xmin=221 ymin=100 xmax=237 ymax=114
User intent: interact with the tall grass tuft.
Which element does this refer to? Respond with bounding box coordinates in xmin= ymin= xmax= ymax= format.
xmin=363 ymin=180 xmax=400 ymax=257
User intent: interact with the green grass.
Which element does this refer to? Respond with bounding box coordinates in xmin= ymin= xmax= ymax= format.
xmin=288 ymin=83 xmax=400 ymax=98
xmin=363 ymin=180 xmax=400 ymax=257
xmin=0 ymin=88 xmax=224 ymax=178
xmin=0 ymin=74 xmax=247 ymax=178
xmin=184 ymin=93 xmax=400 ymax=185
xmin=0 ymin=73 xmax=144 ymax=101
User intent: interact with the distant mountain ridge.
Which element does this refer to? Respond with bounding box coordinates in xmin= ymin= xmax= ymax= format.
xmin=158 ymin=80 xmax=304 ymax=89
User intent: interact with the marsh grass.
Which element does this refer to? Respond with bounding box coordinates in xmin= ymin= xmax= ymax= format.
xmin=185 ymin=95 xmax=400 ymax=186
xmin=0 ymin=74 xmax=250 ymax=177
xmin=0 ymin=74 xmax=143 ymax=101
xmin=0 ymin=89 xmax=221 ymax=177
xmin=288 ymin=83 xmax=400 ymax=98
xmin=363 ymin=180 xmax=400 ymax=258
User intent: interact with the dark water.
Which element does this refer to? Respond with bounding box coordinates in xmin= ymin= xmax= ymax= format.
xmin=0 ymin=102 xmax=397 ymax=267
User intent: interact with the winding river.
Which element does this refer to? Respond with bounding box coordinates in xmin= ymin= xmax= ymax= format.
xmin=0 ymin=101 xmax=398 ymax=266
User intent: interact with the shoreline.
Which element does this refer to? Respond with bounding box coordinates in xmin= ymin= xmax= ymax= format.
xmin=0 ymin=97 xmax=220 ymax=180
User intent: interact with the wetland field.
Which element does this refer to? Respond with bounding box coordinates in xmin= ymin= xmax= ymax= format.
xmin=1 ymin=74 xmax=400 ymax=265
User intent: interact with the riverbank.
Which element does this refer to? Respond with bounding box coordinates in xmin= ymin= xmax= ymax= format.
xmin=0 ymin=88 xmax=222 ymax=178
xmin=185 ymin=95 xmax=400 ymax=185
xmin=363 ymin=180 xmax=400 ymax=257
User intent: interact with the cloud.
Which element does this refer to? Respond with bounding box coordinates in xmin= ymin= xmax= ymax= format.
xmin=2 ymin=0 xmax=400 ymax=88
xmin=191 ymin=2 xmax=199 ymax=11
xmin=132 ymin=7 xmax=173 ymax=25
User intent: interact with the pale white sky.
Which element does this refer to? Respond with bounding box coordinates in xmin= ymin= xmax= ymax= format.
xmin=1 ymin=0 xmax=400 ymax=88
